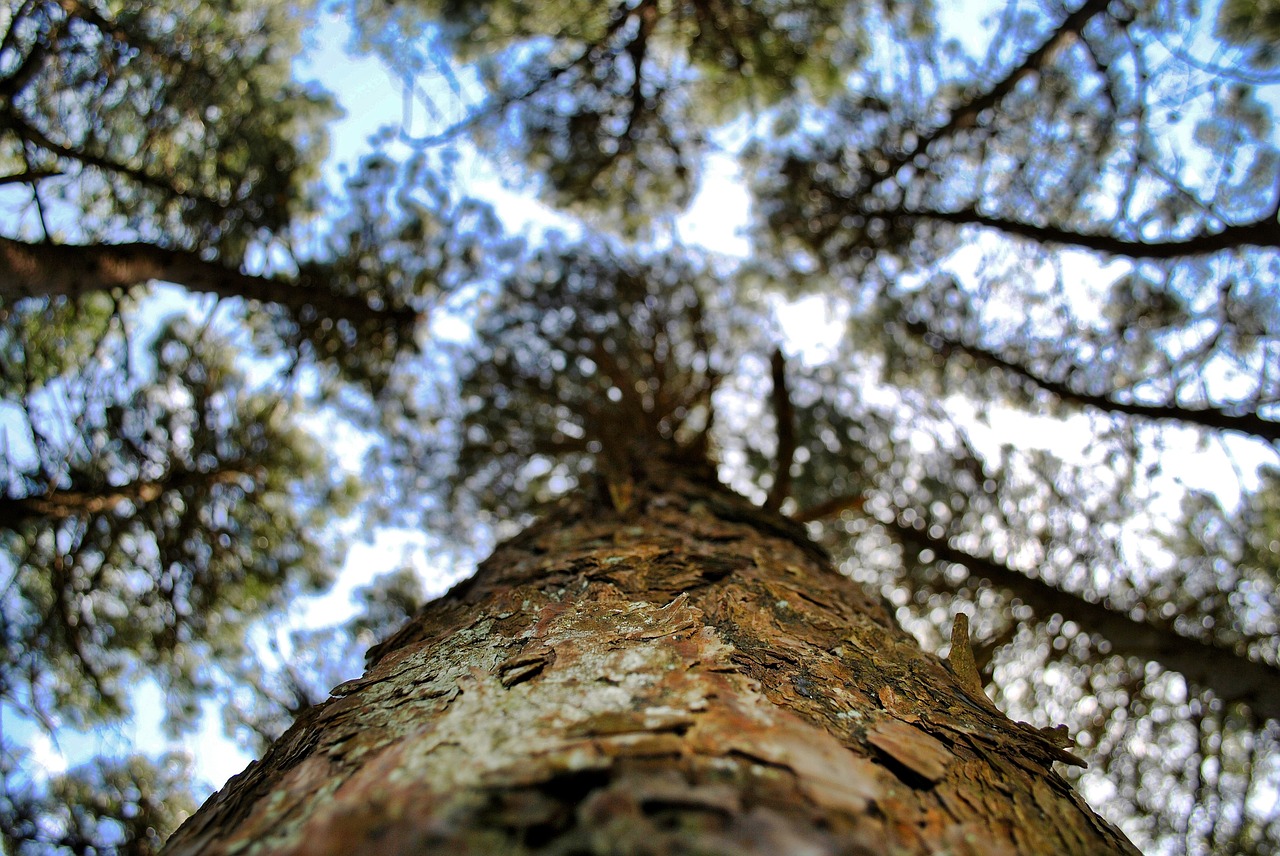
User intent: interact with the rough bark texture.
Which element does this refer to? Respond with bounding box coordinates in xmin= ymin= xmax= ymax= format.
xmin=165 ymin=468 xmax=1138 ymax=855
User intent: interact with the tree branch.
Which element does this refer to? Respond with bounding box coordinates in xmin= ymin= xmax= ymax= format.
xmin=400 ymin=1 xmax=638 ymax=149
xmin=883 ymin=514 xmax=1280 ymax=720
xmin=763 ymin=348 xmax=795 ymax=513
xmin=904 ymin=320 xmax=1280 ymax=444
xmin=872 ymin=0 xmax=1115 ymax=188
xmin=902 ymin=206 xmax=1280 ymax=258
xmin=795 ymin=497 xmax=1280 ymax=718
xmin=0 ymin=466 xmax=257 ymax=532
xmin=0 ymin=236 xmax=418 ymax=331
xmin=793 ymin=493 xmax=866 ymax=524
xmin=0 ymin=107 xmax=230 ymax=210
xmin=0 ymin=169 xmax=62 ymax=186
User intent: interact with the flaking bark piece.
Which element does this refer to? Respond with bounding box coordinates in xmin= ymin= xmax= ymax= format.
xmin=498 ymin=647 xmax=557 ymax=687
xmin=866 ymin=719 xmax=954 ymax=784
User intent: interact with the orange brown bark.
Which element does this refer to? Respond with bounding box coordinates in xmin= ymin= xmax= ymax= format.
xmin=165 ymin=471 xmax=1137 ymax=855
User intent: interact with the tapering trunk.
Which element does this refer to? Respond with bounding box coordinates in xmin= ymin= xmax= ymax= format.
xmin=165 ymin=465 xmax=1138 ymax=855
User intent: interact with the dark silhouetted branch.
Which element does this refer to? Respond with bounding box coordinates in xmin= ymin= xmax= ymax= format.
xmin=873 ymin=0 xmax=1115 ymax=187
xmin=896 ymin=516 xmax=1280 ymax=720
xmin=0 ymin=236 xmax=418 ymax=331
xmin=0 ymin=169 xmax=62 ymax=186
xmin=796 ymin=496 xmax=1280 ymax=719
xmin=903 ymin=207 xmax=1280 ymax=258
xmin=1 ymin=107 xmax=229 ymax=209
xmin=922 ymin=0 xmax=1115 ymax=146
xmin=905 ymin=321 xmax=1280 ymax=444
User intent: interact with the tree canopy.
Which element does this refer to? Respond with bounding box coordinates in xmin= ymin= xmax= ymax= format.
xmin=1 ymin=0 xmax=1278 ymax=853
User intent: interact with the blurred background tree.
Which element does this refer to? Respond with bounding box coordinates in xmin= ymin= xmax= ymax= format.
xmin=1 ymin=0 xmax=1277 ymax=852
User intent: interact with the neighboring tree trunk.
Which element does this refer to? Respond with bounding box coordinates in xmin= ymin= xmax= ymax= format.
xmin=165 ymin=456 xmax=1138 ymax=855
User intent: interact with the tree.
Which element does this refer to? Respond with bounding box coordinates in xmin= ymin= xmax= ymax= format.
xmin=332 ymin=0 xmax=1280 ymax=847
xmin=0 ymin=306 xmax=354 ymax=729
xmin=0 ymin=301 xmax=355 ymax=849
xmin=3 ymin=0 xmax=1279 ymax=852
xmin=164 ymin=255 xmax=1139 ymax=853
xmin=2 ymin=750 xmax=197 ymax=855
xmin=0 ymin=4 xmax=451 ymax=845
xmin=0 ymin=0 xmax=440 ymax=382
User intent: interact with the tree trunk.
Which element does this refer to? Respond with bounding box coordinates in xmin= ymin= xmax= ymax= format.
xmin=164 ymin=463 xmax=1138 ymax=855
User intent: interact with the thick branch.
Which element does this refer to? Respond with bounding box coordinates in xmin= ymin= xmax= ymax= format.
xmin=763 ymin=348 xmax=795 ymax=513
xmin=0 ymin=169 xmax=62 ymax=186
xmin=0 ymin=236 xmax=417 ymax=330
xmin=0 ymin=466 xmax=256 ymax=531
xmin=905 ymin=321 xmax=1280 ymax=444
xmin=883 ymin=515 xmax=1280 ymax=720
xmin=904 ymin=207 xmax=1280 ymax=258
xmin=793 ymin=493 xmax=866 ymax=524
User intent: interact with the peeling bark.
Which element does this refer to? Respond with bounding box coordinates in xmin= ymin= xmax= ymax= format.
xmin=165 ymin=468 xmax=1138 ymax=856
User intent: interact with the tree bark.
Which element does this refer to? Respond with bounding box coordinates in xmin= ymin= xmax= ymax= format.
xmin=165 ymin=465 xmax=1138 ymax=855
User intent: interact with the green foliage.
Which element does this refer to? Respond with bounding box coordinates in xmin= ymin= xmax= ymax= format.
xmin=477 ymin=48 xmax=702 ymax=236
xmin=0 ymin=311 xmax=352 ymax=730
xmin=1 ymin=749 xmax=197 ymax=855
xmin=348 ymin=0 xmax=900 ymax=232
xmin=0 ymin=292 xmax=119 ymax=393
xmin=445 ymin=240 xmax=759 ymax=523
xmin=1216 ymin=0 xmax=1280 ymax=66
xmin=0 ymin=0 xmax=337 ymax=256
xmin=1171 ymin=470 xmax=1280 ymax=657
xmin=257 ymin=153 xmax=509 ymax=393
xmin=4 ymin=0 xmax=1280 ymax=852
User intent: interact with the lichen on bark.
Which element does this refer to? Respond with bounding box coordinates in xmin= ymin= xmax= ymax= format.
xmin=165 ymin=467 xmax=1138 ymax=856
